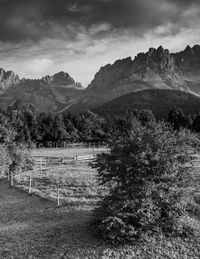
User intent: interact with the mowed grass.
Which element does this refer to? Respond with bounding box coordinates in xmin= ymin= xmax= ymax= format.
xmin=2 ymin=148 xmax=200 ymax=258
xmin=1 ymin=179 xmax=200 ymax=259
xmin=0 ymin=180 xmax=106 ymax=259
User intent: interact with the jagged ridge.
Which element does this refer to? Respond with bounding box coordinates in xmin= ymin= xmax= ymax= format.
xmin=0 ymin=44 xmax=200 ymax=113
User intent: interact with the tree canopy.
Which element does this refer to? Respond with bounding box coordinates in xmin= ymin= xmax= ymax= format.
xmin=92 ymin=118 xmax=199 ymax=243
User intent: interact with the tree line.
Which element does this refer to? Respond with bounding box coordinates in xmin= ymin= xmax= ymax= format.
xmin=1 ymin=105 xmax=200 ymax=147
xmin=1 ymin=105 xmax=200 ymax=148
xmin=4 ymin=105 xmax=144 ymax=147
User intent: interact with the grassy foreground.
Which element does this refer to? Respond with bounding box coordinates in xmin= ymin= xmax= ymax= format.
xmin=1 ymin=178 xmax=200 ymax=258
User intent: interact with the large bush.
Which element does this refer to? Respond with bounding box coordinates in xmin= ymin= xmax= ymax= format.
xmin=0 ymin=115 xmax=33 ymax=178
xmin=92 ymin=119 xmax=198 ymax=243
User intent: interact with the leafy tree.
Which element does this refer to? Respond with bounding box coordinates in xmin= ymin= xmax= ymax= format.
xmin=92 ymin=119 xmax=198 ymax=243
xmin=0 ymin=115 xmax=33 ymax=177
xmin=136 ymin=109 xmax=156 ymax=125
xmin=168 ymin=108 xmax=188 ymax=130
xmin=37 ymin=113 xmax=54 ymax=143
xmin=51 ymin=114 xmax=68 ymax=142
xmin=192 ymin=115 xmax=200 ymax=133
xmin=8 ymin=143 xmax=33 ymax=173
xmin=0 ymin=144 xmax=10 ymax=179
xmin=63 ymin=114 xmax=79 ymax=142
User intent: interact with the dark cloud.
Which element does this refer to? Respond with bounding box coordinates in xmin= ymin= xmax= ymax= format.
xmin=0 ymin=0 xmax=199 ymax=43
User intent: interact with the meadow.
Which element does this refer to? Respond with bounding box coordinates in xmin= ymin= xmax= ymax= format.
xmin=1 ymin=147 xmax=200 ymax=258
xmin=31 ymin=146 xmax=108 ymax=158
xmin=14 ymin=163 xmax=106 ymax=209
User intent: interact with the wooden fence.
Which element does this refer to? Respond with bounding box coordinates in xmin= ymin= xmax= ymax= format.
xmin=7 ymin=171 xmax=105 ymax=207
xmin=33 ymin=154 xmax=97 ymax=169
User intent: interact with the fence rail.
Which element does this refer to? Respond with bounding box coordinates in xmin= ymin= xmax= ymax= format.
xmin=10 ymin=172 xmax=105 ymax=207
xmin=33 ymin=154 xmax=98 ymax=169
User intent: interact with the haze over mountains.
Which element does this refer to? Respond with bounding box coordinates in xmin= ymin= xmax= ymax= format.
xmin=1 ymin=44 xmax=200 ymax=114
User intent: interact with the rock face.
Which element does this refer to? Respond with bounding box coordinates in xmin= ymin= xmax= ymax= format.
xmin=0 ymin=44 xmax=200 ymax=113
xmin=88 ymin=46 xmax=189 ymax=93
xmin=42 ymin=71 xmax=76 ymax=86
xmin=0 ymin=69 xmax=20 ymax=91
xmin=68 ymin=45 xmax=200 ymax=113
xmin=0 ymin=71 xmax=84 ymax=112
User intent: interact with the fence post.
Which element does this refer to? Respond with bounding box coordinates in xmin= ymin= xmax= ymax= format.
xmin=93 ymin=144 xmax=95 ymax=156
xmin=7 ymin=169 xmax=10 ymax=181
xmin=29 ymin=176 xmax=32 ymax=195
xmin=10 ymin=171 xmax=14 ymax=188
xmin=40 ymin=157 xmax=42 ymax=170
xmin=18 ymin=168 xmax=22 ymax=182
xmin=57 ymin=185 xmax=60 ymax=206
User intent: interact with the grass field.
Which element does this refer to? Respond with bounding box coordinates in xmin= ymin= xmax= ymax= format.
xmin=14 ymin=163 xmax=106 ymax=208
xmin=1 ymin=148 xmax=200 ymax=258
xmin=22 ymin=148 xmax=108 ymax=207
xmin=1 ymin=180 xmax=200 ymax=258
xmin=31 ymin=147 xmax=108 ymax=158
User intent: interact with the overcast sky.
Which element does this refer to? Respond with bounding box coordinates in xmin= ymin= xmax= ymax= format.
xmin=0 ymin=0 xmax=200 ymax=86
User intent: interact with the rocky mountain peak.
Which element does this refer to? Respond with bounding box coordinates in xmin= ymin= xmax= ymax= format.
xmin=87 ymin=57 xmax=134 ymax=90
xmin=87 ymin=45 xmax=186 ymax=93
xmin=41 ymin=71 xmax=77 ymax=86
xmin=52 ymin=71 xmax=75 ymax=85
xmin=0 ymin=68 xmax=20 ymax=91
xmin=173 ymin=44 xmax=200 ymax=75
xmin=42 ymin=75 xmax=53 ymax=84
xmin=192 ymin=45 xmax=200 ymax=56
xmin=145 ymin=46 xmax=172 ymax=69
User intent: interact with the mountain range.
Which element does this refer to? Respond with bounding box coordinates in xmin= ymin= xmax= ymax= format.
xmin=1 ymin=44 xmax=200 ymax=114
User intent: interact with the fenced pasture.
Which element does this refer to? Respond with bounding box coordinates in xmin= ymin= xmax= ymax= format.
xmin=2 ymin=153 xmax=200 ymax=258
xmin=31 ymin=146 xmax=108 ymax=168
xmin=10 ymin=147 xmax=109 ymax=209
xmin=31 ymin=146 xmax=108 ymax=158
xmin=2 ymin=148 xmax=200 ymax=258
xmin=13 ymin=164 xmax=106 ymax=208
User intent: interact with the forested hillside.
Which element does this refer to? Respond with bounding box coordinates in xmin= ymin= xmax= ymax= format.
xmin=94 ymin=89 xmax=200 ymax=119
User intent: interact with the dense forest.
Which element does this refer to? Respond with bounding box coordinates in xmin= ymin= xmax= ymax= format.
xmin=94 ymin=89 xmax=200 ymax=120
xmin=0 ymin=104 xmax=200 ymax=148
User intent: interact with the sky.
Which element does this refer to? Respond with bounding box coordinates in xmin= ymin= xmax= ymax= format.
xmin=0 ymin=0 xmax=200 ymax=87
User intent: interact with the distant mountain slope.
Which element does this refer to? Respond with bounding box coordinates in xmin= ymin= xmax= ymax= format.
xmin=69 ymin=45 xmax=200 ymax=113
xmin=0 ymin=71 xmax=85 ymax=113
xmin=1 ymin=44 xmax=200 ymax=113
xmin=0 ymin=68 xmax=20 ymax=93
xmin=93 ymin=89 xmax=200 ymax=119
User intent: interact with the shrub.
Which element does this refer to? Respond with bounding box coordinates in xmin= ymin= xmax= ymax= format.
xmin=92 ymin=119 xmax=198 ymax=243
xmin=0 ymin=119 xmax=34 ymax=177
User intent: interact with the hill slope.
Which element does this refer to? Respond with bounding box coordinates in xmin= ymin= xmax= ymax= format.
xmin=1 ymin=44 xmax=200 ymax=113
xmin=0 ymin=71 xmax=85 ymax=113
xmin=94 ymin=89 xmax=200 ymax=119
xmin=69 ymin=45 xmax=200 ymax=112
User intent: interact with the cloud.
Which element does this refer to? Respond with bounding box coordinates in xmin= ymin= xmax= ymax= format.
xmin=0 ymin=0 xmax=199 ymax=44
xmin=0 ymin=0 xmax=199 ymax=86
